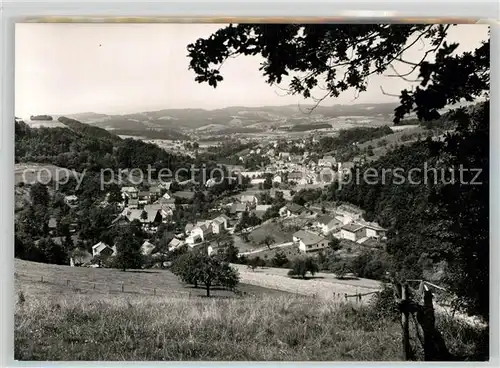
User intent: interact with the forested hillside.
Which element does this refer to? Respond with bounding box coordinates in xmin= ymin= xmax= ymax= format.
xmin=322 ymin=103 xmax=489 ymax=319
xmin=15 ymin=119 xmax=193 ymax=177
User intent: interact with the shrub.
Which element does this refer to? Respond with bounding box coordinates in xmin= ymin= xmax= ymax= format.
xmin=288 ymin=257 xmax=319 ymax=279
xmin=329 ymin=258 xmax=351 ymax=279
xmin=271 ymin=250 xmax=289 ymax=268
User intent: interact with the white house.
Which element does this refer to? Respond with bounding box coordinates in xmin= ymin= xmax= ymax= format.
xmin=205 ymin=178 xmax=218 ymax=188
xmin=186 ymin=221 xmax=212 ymax=245
xmin=335 ymin=204 xmax=363 ymax=224
xmin=211 ymin=214 xmax=230 ymax=234
xmin=64 ymin=195 xmax=78 ymax=206
xmin=240 ymin=195 xmax=259 ymax=205
xmin=318 ymin=155 xmax=336 ymax=167
xmin=279 ymin=203 xmax=304 ymax=218
xmin=140 ymin=241 xmax=156 ymax=256
xmin=293 ymin=230 xmax=329 ymax=253
xmin=92 ymin=241 xmax=113 ymax=257
xmin=250 ymin=178 xmax=266 ymax=186
xmin=169 ymin=237 xmax=184 ymax=250
xmin=279 ymin=152 xmax=291 ymax=160
xmin=121 ymin=187 xmax=138 ymax=199
xmin=357 ymin=221 xmax=387 ymax=239
xmin=315 ymin=215 xmax=343 ymax=235
xmin=340 ymin=223 xmax=366 ymax=242
xmin=272 ymin=175 xmax=282 ymax=183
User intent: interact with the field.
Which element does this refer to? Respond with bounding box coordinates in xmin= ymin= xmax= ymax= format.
xmin=14 ymin=259 xmax=488 ymax=361
xmin=248 ymin=217 xmax=311 ymax=245
xmin=232 ymin=264 xmax=382 ymax=300
xmin=15 ymin=163 xmax=78 ymax=185
xmin=14 ymin=259 xmax=286 ymax=300
xmin=358 ymin=126 xmax=427 ymax=161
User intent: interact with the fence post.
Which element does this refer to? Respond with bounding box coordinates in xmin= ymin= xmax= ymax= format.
xmin=93 ymin=283 xmax=96 ymax=290
xmin=154 ymin=288 xmax=156 ymax=296
xmin=66 ymin=279 xmax=70 ymax=286
xmin=121 ymin=283 xmax=124 ymax=292
xmin=401 ymin=283 xmax=411 ymax=361
xmin=344 ymin=293 xmax=347 ymax=301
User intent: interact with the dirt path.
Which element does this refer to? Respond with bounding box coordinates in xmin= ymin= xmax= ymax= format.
xmin=231 ymin=264 xmax=381 ymax=303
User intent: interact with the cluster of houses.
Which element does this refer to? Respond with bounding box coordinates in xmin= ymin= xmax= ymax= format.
xmin=288 ymin=204 xmax=387 ymax=253
xmin=232 ymin=149 xmax=360 ymax=188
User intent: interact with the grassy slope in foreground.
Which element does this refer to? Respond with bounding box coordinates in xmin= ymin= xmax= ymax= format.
xmin=14 ymin=260 xmax=487 ymax=361
xmin=16 ymin=293 xmax=404 ymax=361
xmin=14 ymin=259 xmax=286 ymax=299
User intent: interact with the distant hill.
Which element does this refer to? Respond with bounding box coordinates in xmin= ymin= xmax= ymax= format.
xmin=64 ymin=102 xmax=400 ymax=131
xmin=57 ymin=116 xmax=122 ymax=142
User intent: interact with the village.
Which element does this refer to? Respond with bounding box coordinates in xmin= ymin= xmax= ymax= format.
xmin=61 ymin=138 xmax=387 ymax=269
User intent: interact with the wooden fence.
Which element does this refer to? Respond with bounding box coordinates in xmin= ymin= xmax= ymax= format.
xmin=15 ymin=271 xmax=191 ymax=298
xmin=393 ymin=280 xmax=453 ymax=361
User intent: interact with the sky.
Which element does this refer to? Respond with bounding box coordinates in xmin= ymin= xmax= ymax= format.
xmin=15 ymin=23 xmax=489 ymax=117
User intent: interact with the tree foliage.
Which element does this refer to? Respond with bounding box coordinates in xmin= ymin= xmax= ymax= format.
xmin=172 ymin=251 xmax=240 ymax=296
xmin=288 ymin=257 xmax=319 ymax=279
xmin=187 ymin=24 xmax=489 ymax=320
xmin=188 ymin=24 xmax=488 ymax=124
xmin=113 ymin=224 xmax=144 ymax=271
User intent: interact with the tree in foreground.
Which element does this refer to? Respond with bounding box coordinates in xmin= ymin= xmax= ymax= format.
xmin=328 ymin=257 xmax=351 ymax=279
xmin=114 ymin=225 xmax=144 ymax=271
xmin=173 ymin=251 xmax=240 ymax=296
xmin=247 ymin=256 xmax=266 ymax=271
xmin=187 ymin=24 xmax=489 ymax=321
xmin=260 ymin=235 xmax=275 ymax=250
xmin=271 ymin=250 xmax=289 ymax=267
xmin=288 ymin=257 xmax=319 ymax=279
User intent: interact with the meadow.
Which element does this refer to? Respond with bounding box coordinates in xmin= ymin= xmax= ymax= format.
xmin=14 ymin=259 xmax=488 ymax=361
xmin=15 ymin=259 xmax=285 ymax=300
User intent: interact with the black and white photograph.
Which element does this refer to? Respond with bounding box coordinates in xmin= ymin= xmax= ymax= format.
xmin=14 ymin=21 xmax=489 ymax=361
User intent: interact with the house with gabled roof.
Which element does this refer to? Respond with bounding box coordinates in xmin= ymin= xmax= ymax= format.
xmin=185 ymin=223 xmax=195 ymax=235
xmin=230 ymin=203 xmax=247 ymax=216
xmin=335 ymin=204 xmax=363 ymax=224
xmin=121 ymin=187 xmax=138 ymax=199
xmin=172 ymin=191 xmax=195 ymax=201
xmin=340 ymin=223 xmax=366 ymax=242
xmin=240 ymin=194 xmax=259 ymax=205
xmin=128 ymin=198 xmax=139 ymax=209
xmin=293 ymin=230 xmax=329 ymax=253
xmin=186 ymin=220 xmax=212 ymax=245
xmin=315 ymin=215 xmax=342 ymax=235
xmin=92 ymin=241 xmax=113 ymax=257
xmin=279 ymin=203 xmax=304 ymax=217
xmin=318 ymin=155 xmax=336 ymax=167
xmin=211 ymin=214 xmax=230 ymax=234
xmin=48 ymin=217 xmax=57 ymax=231
xmin=141 ymin=240 xmax=156 ymax=256
xmin=169 ymin=237 xmax=184 ymax=250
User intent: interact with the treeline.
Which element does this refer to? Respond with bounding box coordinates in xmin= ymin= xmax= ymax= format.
xmin=316 ymin=126 xmax=393 ymax=150
xmin=283 ymin=123 xmax=332 ymax=132
xmin=112 ymin=128 xmax=191 ymax=141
